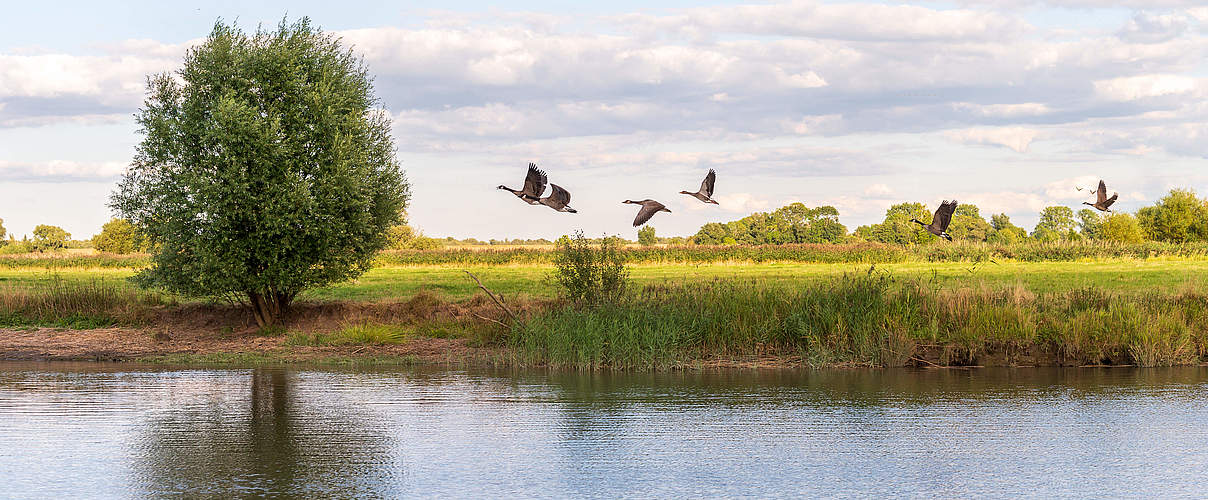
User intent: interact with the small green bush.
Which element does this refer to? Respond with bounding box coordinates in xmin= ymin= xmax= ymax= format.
xmin=552 ymin=231 xmax=630 ymax=305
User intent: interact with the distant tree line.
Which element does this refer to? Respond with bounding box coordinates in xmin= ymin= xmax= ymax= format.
xmin=692 ymin=203 xmax=847 ymax=245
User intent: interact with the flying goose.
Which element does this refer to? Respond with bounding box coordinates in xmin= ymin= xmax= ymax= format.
xmin=623 ymin=199 xmax=671 ymax=227
xmin=1083 ymin=180 xmax=1118 ymax=212
xmin=911 ymin=200 xmax=957 ymax=241
xmin=680 ymin=169 xmax=719 ymax=204
xmin=497 ymin=163 xmax=546 ymax=205
xmin=539 ymin=184 xmax=577 ymax=213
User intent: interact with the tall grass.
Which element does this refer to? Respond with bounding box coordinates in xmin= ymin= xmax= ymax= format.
xmin=511 ymin=272 xmax=1208 ymax=369
xmin=0 ymin=277 xmax=167 ymax=328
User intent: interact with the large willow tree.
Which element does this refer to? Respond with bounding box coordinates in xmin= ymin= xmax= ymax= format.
xmin=112 ymin=19 xmax=409 ymax=326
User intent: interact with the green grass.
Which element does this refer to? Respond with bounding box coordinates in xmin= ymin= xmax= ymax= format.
xmin=285 ymin=323 xmax=411 ymax=346
xmin=511 ymin=273 xmax=1208 ymax=369
xmin=296 ymin=259 xmax=1208 ymax=301
xmin=0 ymin=259 xmax=1204 ymax=304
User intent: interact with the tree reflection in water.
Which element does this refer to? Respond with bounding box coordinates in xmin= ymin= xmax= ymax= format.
xmin=132 ymin=368 xmax=397 ymax=497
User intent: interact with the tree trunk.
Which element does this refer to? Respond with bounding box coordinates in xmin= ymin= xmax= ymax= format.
xmin=248 ymin=290 xmax=293 ymax=328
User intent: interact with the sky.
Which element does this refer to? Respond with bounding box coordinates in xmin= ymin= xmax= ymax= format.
xmin=2 ymin=1 xmax=1207 ymax=241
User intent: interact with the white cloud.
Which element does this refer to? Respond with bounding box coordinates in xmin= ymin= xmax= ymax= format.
xmin=945 ymin=127 xmax=1040 ymax=152
xmin=864 ymin=183 xmax=893 ymax=196
xmin=953 ymin=102 xmax=1051 ymax=118
xmin=617 ymin=1 xmax=1028 ymax=41
xmin=716 ymin=193 xmax=771 ymax=213
xmin=1093 ymin=74 xmax=1199 ymax=101
xmin=1043 ymin=175 xmax=1104 ymax=200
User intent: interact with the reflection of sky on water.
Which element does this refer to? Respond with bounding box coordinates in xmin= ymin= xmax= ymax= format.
xmin=1 ymin=364 xmax=1207 ymax=497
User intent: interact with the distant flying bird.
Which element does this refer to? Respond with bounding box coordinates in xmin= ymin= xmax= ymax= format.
xmin=1083 ymin=180 xmax=1118 ymax=212
xmin=911 ymin=200 xmax=957 ymax=241
xmin=497 ymin=163 xmax=547 ymax=205
xmin=539 ymin=184 xmax=578 ymax=213
xmin=623 ymin=199 xmax=671 ymax=227
xmin=680 ymin=169 xmax=719 ymax=204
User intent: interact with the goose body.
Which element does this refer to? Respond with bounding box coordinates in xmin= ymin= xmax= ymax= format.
xmin=623 ymin=199 xmax=671 ymax=227
xmin=540 ymin=184 xmax=577 ymax=213
xmin=1083 ymin=180 xmax=1118 ymax=212
xmin=498 ymin=163 xmax=546 ymax=205
xmin=911 ymin=200 xmax=957 ymax=241
xmin=680 ymin=169 xmax=719 ymax=204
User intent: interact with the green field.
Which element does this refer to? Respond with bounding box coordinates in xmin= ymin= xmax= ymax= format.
xmin=2 ymin=258 xmax=1203 ymax=303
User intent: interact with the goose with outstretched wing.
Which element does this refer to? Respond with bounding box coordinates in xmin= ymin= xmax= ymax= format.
xmin=681 ymin=169 xmax=719 ymax=204
xmin=911 ymin=200 xmax=957 ymax=241
xmin=497 ymin=163 xmax=547 ymax=205
xmin=539 ymin=184 xmax=577 ymax=213
xmin=624 ymin=199 xmax=670 ymax=227
xmin=1083 ymin=180 xmax=1118 ymax=212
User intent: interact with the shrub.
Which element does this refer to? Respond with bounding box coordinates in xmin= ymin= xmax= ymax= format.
xmin=637 ymin=226 xmax=657 ymax=246
xmin=552 ymin=231 xmax=630 ymax=304
xmin=93 ymin=219 xmax=147 ymax=254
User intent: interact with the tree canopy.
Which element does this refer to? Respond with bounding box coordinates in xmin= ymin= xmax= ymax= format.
xmin=111 ymin=19 xmax=409 ymax=326
xmin=93 ymin=219 xmax=147 ymax=254
xmin=1136 ymin=189 xmax=1208 ymax=243
xmin=1032 ymin=206 xmax=1077 ymax=241
xmin=32 ymin=225 xmax=70 ymax=253
xmin=693 ymin=203 xmax=846 ymax=245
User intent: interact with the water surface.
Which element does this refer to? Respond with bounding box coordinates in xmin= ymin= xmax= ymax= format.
xmin=1 ymin=363 xmax=1207 ymax=498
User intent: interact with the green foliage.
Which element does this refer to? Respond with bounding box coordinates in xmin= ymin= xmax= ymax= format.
xmin=513 ymin=274 xmax=1208 ymax=369
xmin=0 ymin=218 xmax=6 ymax=242
xmin=1033 ymin=206 xmax=1077 ymax=241
xmin=1101 ymin=213 xmax=1145 ymax=244
xmin=1137 ymin=189 xmax=1208 ymax=243
xmin=110 ymin=18 xmax=409 ymax=326
xmin=92 ymin=219 xmax=147 ymax=254
xmin=1077 ymin=209 xmax=1103 ymax=240
xmin=31 ymin=225 xmax=70 ymax=253
xmin=946 ymin=204 xmax=992 ymax=241
xmin=692 ymin=203 xmax=847 ymax=245
xmin=552 ymin=231 xmax=630 ymax=305
xmin=0 ymin=237 xmax=34 ymax=255
xmin=387 ymin=224 xmax=442 ymax=250
xmin=637 ymin=226 xmax=657 ymax=246
xmin=986 ymin=213 xmax=1029 ymax=244
xmin=856 ymin=202 xmax=932 ymax=244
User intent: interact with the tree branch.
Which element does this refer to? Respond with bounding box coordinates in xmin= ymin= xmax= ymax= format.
xmin=463 ymin=270 xmax=519 ymax=324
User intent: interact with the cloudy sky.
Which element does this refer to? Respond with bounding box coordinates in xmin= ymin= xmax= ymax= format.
xmin=2 ymin=1 xmax=1206 ymax=240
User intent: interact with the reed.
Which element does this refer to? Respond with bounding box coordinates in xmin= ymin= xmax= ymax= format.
xmin=0 ymin=277 xmax=167 ymax=328
xmin=511 ymin=272 xmax=1208 ymax=369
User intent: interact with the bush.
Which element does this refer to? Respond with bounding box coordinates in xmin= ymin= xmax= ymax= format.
xmin=638 ymin=226 xmax=657 ymax=246
xmin=93 ymin=219 xmax=147 ymax=254
xmin=552 ymin=231 xmax=630 ymax=305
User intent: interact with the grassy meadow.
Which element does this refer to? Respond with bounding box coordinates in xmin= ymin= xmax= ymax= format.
xmin=4 ymin=240 xmax=1208 ymax=368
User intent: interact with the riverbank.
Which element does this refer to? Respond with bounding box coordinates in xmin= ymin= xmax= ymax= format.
xmin=4 ymin=272 xmax=1207 ymax=369
xmin=4 ymin=256 xmax=1208 ymax=369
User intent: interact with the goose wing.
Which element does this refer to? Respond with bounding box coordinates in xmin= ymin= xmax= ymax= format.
xmin=546 ymin=184 xmax=571 ymax=209
xmin=700 ymin=169 xmax=717 ymax=197
xmin=1102 ymin=192 xmax=1118 ymax=209
xmin=935 ymin=199 xmax=957 ymax=232
xmin=633 ymin=201 xmax=665 ymax=227
xmin=1096 ymin=180 xmax=1108 ymax=204
xmin=523 ymin=163 xmax=548 ymax=198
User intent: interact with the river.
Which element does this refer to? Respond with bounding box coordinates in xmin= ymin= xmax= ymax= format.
xmin=1 ymin=363 xmax=1206 ymax=498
